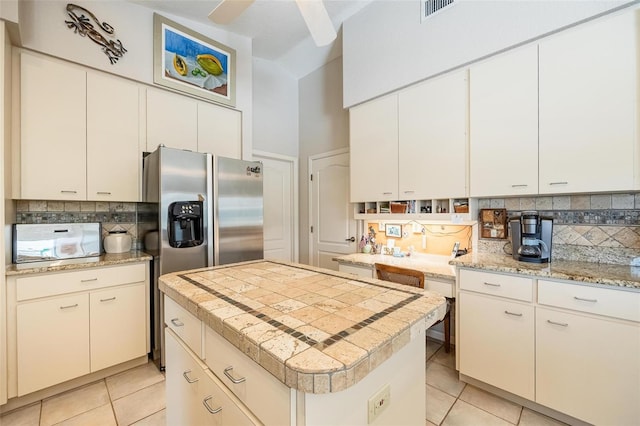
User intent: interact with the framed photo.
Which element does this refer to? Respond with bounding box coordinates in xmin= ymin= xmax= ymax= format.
xmin=385 ymin=224 xmax=402 ymax=238
xmin=480 ymin=209 xmax=508 ymax=239
xmin=153 ymin=14 xmax=236 ymax=107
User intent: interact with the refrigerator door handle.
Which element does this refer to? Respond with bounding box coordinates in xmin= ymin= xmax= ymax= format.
xmin=206 ymin=153 xmax=214 ymax=267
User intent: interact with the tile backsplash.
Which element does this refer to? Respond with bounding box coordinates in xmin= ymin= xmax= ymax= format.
xmin=478 ymin=193 xmax=640 ymax=265
xmin=14 ymin=200 xmax=158 ymax=250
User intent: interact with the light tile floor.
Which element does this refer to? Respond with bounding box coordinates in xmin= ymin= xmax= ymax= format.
xmin=1 ymin=340 xmax=570 ymax=425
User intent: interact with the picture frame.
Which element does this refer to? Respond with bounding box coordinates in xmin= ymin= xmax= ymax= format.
xmin=385 ymin=224 xmax=402 ymax=238
xmin=480 ymin=209 xmax=508 ymax=239
xmin=153 ymin=13 xmax=236 ymax=107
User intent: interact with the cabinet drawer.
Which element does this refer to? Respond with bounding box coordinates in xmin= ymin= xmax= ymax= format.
xmin=16 ymin=263 xmax=146 ymax=301
xmin=459 ymin=269 xmax=533 ymax=302
xmin=425 ymin=279 xmax=454 ymax=298
xmin=205 ymin=327 xmax=290 ymax=426
xmin=538 ymin=280 xmax=640 ymax=322
xmin=164 ymin=295 xmax=203 ymax=357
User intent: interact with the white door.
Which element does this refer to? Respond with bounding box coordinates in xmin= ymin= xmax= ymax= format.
xmin=254 ymin=152 xmax=297 ymax=262
xmin=310 ymin=150 xmax=357 ymax=270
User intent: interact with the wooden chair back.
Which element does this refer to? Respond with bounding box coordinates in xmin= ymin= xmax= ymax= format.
xmin=374 ymin=263 xmax=425 ymax=289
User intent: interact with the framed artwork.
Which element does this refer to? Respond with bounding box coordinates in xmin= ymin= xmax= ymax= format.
xmin=385 ymin=224 xmax=402 ymax=238
xmin=153 ymin=14 xmax=236 ymax=107
xmin=480 ymin=209 xmax=508 ymax=239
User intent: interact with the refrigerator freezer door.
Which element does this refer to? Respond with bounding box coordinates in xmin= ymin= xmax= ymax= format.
xmin=213 ymin=157 xmax=264 ymax=265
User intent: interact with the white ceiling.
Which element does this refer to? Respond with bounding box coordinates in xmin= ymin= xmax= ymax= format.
xmin=131 ymin=0 xmax=372 ymax=61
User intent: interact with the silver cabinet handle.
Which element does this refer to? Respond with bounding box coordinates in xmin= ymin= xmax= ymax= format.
xmin=382 ymin=192 xmax=393 ymax=195
xmin=547 ymin=319 xmax=569 ymax=327
xmin=60 ymin=190 xmax=78 ymax=194
xmin=60 ymin=303 xmax=79 ymax=310
xmin=223 ymin=366 xmax=246 ymax=384
xmin=100 ymin=297 xmax=116 ymax=302
xmin=574 ymin=296 xmax=598 ymax=303
xmin=504 ymin=310 xmax=523 ymax=317
xmin=171 ymin=318 xmax=184 ymax=327
xmin=548 ymin=181 xmax=568 ymax=186
xmin=81 ymin=278 xmax=98 ymax=283
xmin=96 ymin=191 xmax=112 ymax=195
xmin=511 ymin=184 xmax=528 ymax=188
xmin=403 ymin=190 xmax=415 ymax=193
xmin=483 ymin=282 xmax=501 ymax=287
xmin=202 ymin=396 xmax=222 ymax=414
xmin=182 ymin=370 xmax=198 ymax=383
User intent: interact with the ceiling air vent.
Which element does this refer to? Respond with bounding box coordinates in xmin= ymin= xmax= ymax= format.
xmin=421 ymin=0 xmax=456 ymax=22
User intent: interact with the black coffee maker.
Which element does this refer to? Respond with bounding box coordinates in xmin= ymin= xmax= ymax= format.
xmin=510 ymin=211 xmax=553 ymax=263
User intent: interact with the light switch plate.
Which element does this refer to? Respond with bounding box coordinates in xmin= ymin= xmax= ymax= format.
xmin=367 ymin=384 xmax=390 ymax=423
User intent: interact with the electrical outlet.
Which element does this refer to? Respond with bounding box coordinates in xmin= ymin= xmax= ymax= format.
xmin=367 ymin=384 xmax=390 ymax=423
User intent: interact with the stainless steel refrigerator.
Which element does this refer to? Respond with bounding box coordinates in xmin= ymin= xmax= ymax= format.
xmin=143 ymin=146 xmax=263 ymax=368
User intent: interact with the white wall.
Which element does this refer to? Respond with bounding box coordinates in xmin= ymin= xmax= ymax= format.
xmin=252 ymin=58 xmax=298 ymax=157
xmin=298 ymin=56 xmax=349 ymax=264
xmin=343 ymin=0 xmax=633 ymax=107
xmin=15 ymin=0 xmax=254 ymax=154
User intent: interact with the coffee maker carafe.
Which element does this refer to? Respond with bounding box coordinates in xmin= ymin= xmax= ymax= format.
xmin=510 ymin=211 xmax=553 ymax=263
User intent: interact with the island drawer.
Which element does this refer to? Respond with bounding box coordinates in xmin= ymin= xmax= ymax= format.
xmin=164 ymin=295 xmax=204 ymax=357
xmin=538 ymin=280 xmax=640 ymax=322
xmin=204 ymin=327 xmax=291 ymax=426
xmin=425 ymin=279 xmax=454 ymax=298
xmin=459 ymin=269 xmax=533 ymax=302
xmin=16 ymin=263 xmax=146 ymax=301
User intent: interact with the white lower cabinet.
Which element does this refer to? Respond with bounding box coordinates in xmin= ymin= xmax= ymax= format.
xmin=16 ymin=293 xmax=90 ymax=396
xmin=536 ymin=307 xmax=640 ymax=425
xmin=458 ymin=291 xmax=535 ymax=400
xmin=338 ymin=263 xmax=374 ymax=278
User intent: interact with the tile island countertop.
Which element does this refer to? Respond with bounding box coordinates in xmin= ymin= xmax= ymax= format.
xmin=450 ymin=252 xmax=640 ymax=290
xmin=334 ymin=253 xmax=456 ymax=282
xmin=159 ymin=260 xmax=447 ymax=394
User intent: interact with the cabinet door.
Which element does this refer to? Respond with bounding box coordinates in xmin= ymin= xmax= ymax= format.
xmin=349 ymin=94 xmax=398 ymax=202
xmin=469 ymin=45 xmax=538 ymax=197
xmin=17 ymin=294 xmax=89 ymax=395
xmin=458 ymin=291 xmax=534 ymax=400
xmin=536 ymin=307 xmax=640 ymax=425
xmin=539 ymin=11 xmax=638 ymax=194
xmin=20 ymin=52 xmax=86 ymax=200
xmin=87 ymin=72 xmax=140 ymax=202
xmin=90 ymin=284 xmax=147 ymax=372
xmin=399 ymin=70 xmax=467 ymax=199
xmin=146 ymin=89 xmax=198 ymax=152
xmin=197 ymin=102 xmax=242 ymax=159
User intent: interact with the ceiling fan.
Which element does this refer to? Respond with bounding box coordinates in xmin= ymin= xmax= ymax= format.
xmin=208 ymin=0 xmax=337 ymax=47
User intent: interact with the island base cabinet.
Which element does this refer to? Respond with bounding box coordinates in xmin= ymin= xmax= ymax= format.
xmin=17 ymin=294 xmax=90 ymax=396
xmin=536 ymin=307 xmax=640 ymax=425
xmin=165 ymin=329 xmax=259 ymax=426
xmin=458 ymin=291 xmax=534 ymax=400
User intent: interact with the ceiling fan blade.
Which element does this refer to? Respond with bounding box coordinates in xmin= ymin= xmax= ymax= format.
xmin=208 ymin=0 xmax=255 ymax=24
xmin=295 ymin=0 xmax=337 ymax=47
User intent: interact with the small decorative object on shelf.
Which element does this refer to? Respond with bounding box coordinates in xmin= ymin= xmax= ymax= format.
xmin=480 ymin=208 xmax=508 ymax=239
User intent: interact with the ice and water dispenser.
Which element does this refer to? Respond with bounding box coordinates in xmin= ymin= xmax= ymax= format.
xmin=167 ymin=201 xmax=204 ymax=248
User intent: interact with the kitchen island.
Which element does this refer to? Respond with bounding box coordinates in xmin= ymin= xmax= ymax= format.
xmin=159 ymin=260 xmax=447 ymax=425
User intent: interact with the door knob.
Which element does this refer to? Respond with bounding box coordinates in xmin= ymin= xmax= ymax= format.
xmin=345 ymin=237 xmax=355 ymax=242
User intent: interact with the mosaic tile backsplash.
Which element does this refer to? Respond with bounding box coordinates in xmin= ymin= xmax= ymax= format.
xmin=478 ymin=193 xmax=640 ymax=265
xmin=14 ymin=200 xmax=158 ymax=250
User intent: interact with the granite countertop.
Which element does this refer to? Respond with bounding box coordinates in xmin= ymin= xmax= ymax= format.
xmin=5 ymin=250 xmax=153 ymax=276
xmin=159 ymin=260 xmax=447 ymax=394
xmin=334 ymin=253 xmax=456 ymax=282
xmin=450 ymin=252 xmax=640 ymax=290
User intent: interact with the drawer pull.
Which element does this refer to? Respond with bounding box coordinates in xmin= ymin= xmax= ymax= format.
xmin=547 ymin=319 xmax=569 ymax=327
xmin=548 ymin=181 xmax=568 ymax=186
xmin=81 ymin=278 xmax=98 ymax=283
xmin=574 ymin=296 xmax=598 ymax=303
xmin=202 ymin=396 xmax=222 ymax=414
xmin=96 ymin=191 xmax=112 ymax=195
xmin=171 ymin=318 xmax=184 ymax=327
xmin=182 ymin=370 xmax=199 ymax=383
xmin=511 ymin=184 xmax=528 ymax=188
xmin=223 ymin=366 xmax=246 ymax=384
xmin=483 ymin=282 xmax=501 ymax=287
xmin=100 ymin=297 xmax=116 ymax=302
xmin=60 ymin=303 xmax=79 ymax=310
xmin=382 ymin=192 xmax=393 ymax=195
xmin=504 ymin=310 xmax=522 ymax=317
xmin=60 ymin=190 xmax=78 ymax=194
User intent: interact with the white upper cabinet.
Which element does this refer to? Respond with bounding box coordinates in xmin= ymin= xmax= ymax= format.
xmin=197 ymin=102 xmax=242 ymax=159
xmin=146 ymin=89 xmax=198 ymax=152
xmin=399 ymin=70 xmax=468 ymax=199
xmin=20 ymin=52 xmax=87 ymax=200
xmin=87 ymin=73 xmax=140 ymax=202
xmin=539 ymin=10 xmax=639 ymax=194
xmin=469 ymin=45 xmax=539 ymax=197
xmin=349 ymin=94 xmax=399 ymax=202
